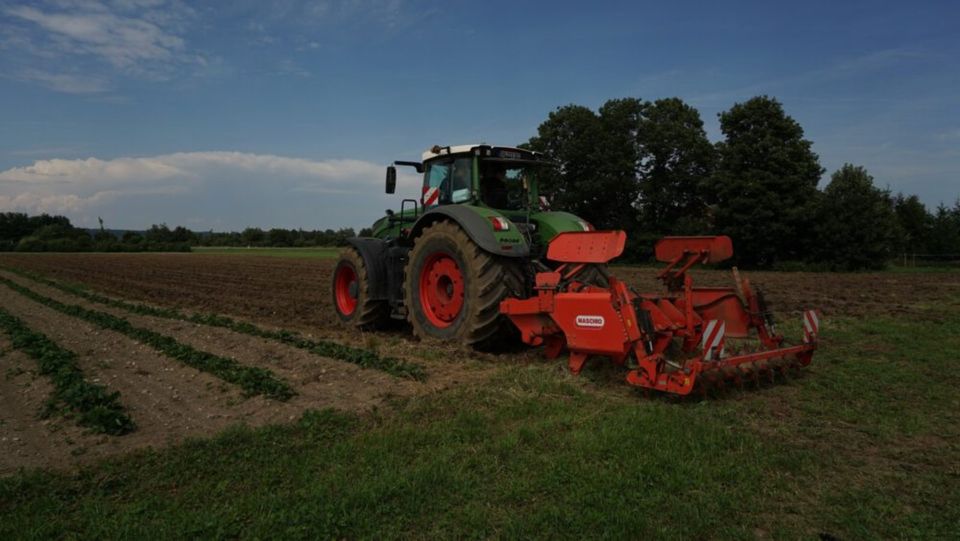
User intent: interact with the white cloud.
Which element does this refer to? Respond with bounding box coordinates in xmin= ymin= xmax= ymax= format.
xmin=15 ymin=68 xmax=110 ymax=94
xmin=0 ymin=151 xmax=419 ymax=226
xmin=274 ymin=59 xmax=312 ymax=77
xmin=937 ymin=129 xmax=960 ymax=141
xmin=0 ymin=191 xmax=121 ymax=214
xmin=7 ymin=3 xmax=185 ymax=68
xmin=2 ymin=0 xmax=198 ymax=89
xmin=0 ymin=152 xmax=393 ymax=184
xmin=0 ymin=155 xmax=184 ymax=183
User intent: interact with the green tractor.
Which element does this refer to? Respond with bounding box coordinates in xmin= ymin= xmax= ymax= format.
xmin=331 ymin=144 xmax=595 ymax=348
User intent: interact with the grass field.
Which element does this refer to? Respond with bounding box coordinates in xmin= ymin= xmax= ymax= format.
xmin=192 ymin=246 xmax=340 ymax=258
xmin=0 ymin=255 xmax=958 ymax=539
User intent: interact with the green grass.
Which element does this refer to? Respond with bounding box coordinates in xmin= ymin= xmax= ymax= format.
xmin=0 ymin=307 xmax=134 ymax=435
xmin=1 ymin=296 xmax=958 ymax=538
xmin=0 ymin=277 xmax=295 ymax=401
xmin=885 ymin=264 xmax=960 ymax=274
xmin=192 ymin=246 xmax=340 ymax=259
xmin=3 ymin=267 xmax=426 ymax=381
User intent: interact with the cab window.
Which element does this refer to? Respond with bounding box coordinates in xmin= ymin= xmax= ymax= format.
xmin=423 ymin=157 xmax=473 ymax=206
xmin=451 ymin=157 xmax=472 ymax=203
xmin=480 ymin=162 xmax=530 ymax=210
xmin=422 ymin=160 xmax=451 ymax=206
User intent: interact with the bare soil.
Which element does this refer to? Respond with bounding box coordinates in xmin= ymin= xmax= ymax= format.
xmin=0 ymin=336 xmax=112 ymax=474
xmin=612 ymin=266 xmax=960 ymax=319
xmin=1 ymin=252 xmax=958 ymax=474
xmin=0 ymin=270 xmax=491 ymax=474
xmin=2 ymin=254 xmax=957 ymax=328
xmin=0 ymin=269 xmax=422 ymax=406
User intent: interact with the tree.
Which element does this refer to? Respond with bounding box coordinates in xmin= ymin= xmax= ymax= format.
xmin=27 ymin=214 xmax=72 ymax=231
xmin=170 ymin=226 xmax=196 ymax=243
xmin=241 ymin=227 xmax=265 ymax=245
xmin=636 ymin=97 xmax=716 ymax=234
xmin=0 ymin=212 xmax=33 ymax=249
xmin=892 ymin=193 xmax=933 ymax=253
xmin=928 ymin=202 xmax=960 ymax=256
xmin=268 ymin=228 xmax=293 ymax=246
xmin=526 ymin=103 xmax=639 ymax=231
xmin=145 ymin=224 xmax=174 ymax=243
xmin=122 ymin=231 xmax=144 ymax=244
xmin=93 ymin=216 xmax=114 ymax=243
xmin=706 ymin=96 xmax=824 ymax=267
xmin=813 ymin=164 xmax=898 ymax=270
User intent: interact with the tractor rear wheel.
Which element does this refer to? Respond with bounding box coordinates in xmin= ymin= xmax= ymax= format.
xmin=404 ymin=221 xmax=523 ymax=348
xmin=332 ymin=247 xmax=390 ymax=329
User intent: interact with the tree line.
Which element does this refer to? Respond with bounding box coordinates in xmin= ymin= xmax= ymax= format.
xmin=0 ymin=213 xmax=364 ymax=252
xmin=524 ymin=95 xmax=960 ymax=269
xmin=0 ymin=214 xmax=192 ymax=252
xmin=193 ymin=227 xmax=365 ymax=248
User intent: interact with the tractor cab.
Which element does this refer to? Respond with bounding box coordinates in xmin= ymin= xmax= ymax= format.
xmin=422 ymin=145 xmax=542 ymax=213
xmin=387 ymin=144 xmax=544 ymax=214
xmin=376 ymin=144 xmax=591 ymax=258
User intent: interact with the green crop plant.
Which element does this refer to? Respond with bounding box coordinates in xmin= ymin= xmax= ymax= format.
xmin=3 ymin=267 xmax=426 ymax=381
xmin=0 ymin=277 xmax=295 ymax=401
xmin=0 ymin=307 xmax=135 ymax=435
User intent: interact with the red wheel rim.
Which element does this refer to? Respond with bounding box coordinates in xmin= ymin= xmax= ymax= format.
xmin=334 ymin=264 xmax=358 ymax=316
xmin=418 ymin=252 xmax=465 ymax=328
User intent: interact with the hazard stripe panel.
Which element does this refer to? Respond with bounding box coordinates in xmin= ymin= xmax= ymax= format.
xmin=701 ymin=319 xmax=726 ymax=361
xmin=423 ymin=187 xmax=440 ymax=207
xmin=803 ymin=310 xmax=820 ymax=343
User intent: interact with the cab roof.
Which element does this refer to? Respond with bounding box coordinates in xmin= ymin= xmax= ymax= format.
xmin=421 ymin=144 xmax=542 ymax=162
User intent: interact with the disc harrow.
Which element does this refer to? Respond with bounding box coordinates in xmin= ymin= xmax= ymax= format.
xmin=500 ymin=231 xmax=820 ymax=396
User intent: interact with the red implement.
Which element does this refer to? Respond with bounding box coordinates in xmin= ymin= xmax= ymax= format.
xmin=500 ymin=232 xmax=819 ymax=396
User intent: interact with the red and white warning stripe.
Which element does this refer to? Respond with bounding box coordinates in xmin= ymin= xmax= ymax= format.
xmin=701 ymin=319 xmax=726 ymax=361
xmin=422 ymin=186 xmax=440 ymax=207
xmin=802 ymin=310 xmax=820 ymax=343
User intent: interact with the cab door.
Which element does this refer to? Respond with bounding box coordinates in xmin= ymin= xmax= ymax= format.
xmin=422 ymin=157 xmax=473 ymax=208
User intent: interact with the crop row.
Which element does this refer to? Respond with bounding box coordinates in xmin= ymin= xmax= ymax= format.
xmin=0 ymin=307 xmax=135 ymax=435
xmin=4 ymin=268 xmax=427 ymax=381
xmin=0 ymin=277 xmax=295 ymax=401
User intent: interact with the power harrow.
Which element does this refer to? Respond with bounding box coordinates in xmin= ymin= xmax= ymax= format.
xmin=500 ymin=231 xmax=820 ymax=396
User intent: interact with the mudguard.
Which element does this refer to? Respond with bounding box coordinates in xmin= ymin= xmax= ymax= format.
xmin=410 ymin=205 xmax=530 ymax=258
xmin=344 ymin=237 xmax=390 ymax=300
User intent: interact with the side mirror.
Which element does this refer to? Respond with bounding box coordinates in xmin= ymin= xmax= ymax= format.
xmin=385 ymin=166 xmax=397 ymax=194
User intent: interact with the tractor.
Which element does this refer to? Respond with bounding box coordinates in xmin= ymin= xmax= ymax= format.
xmin=332 ymin=144 xmax=819 ymax=395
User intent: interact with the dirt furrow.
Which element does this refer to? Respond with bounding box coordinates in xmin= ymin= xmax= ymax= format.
xmin=0 ymin=270 xmax=422 ymax=412
xmin=0 ymin=338 xmax=112 ymax=475
xmin=0 ymin=284 xmax=312 ymax=472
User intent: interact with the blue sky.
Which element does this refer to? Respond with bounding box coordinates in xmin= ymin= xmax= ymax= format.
xmin=1 ymin=0 xmax=957 ymax=231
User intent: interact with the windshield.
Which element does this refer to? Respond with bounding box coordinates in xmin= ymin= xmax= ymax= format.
xmin=479 ymin=160 xmax=533 ymax=211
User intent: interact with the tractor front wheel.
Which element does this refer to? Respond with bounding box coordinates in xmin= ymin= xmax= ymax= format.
xmin=331 ymin=247 xmax=390 ymax=328
xmin=404 ymin=221 xmax=523 ymax=348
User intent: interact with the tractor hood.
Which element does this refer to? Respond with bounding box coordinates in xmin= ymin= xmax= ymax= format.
xmin=528 ymin=211 xmax=593 ymax=245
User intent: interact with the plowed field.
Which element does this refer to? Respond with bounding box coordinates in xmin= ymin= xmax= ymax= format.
xmin=3 ymin=253 xmax=957 ymax=332
xmin=1 ymin=252 xmax=959 ymax=475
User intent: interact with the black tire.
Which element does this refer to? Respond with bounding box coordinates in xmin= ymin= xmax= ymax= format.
xmin=404 ymin=221 xmax=524 ymax=348
xmin=576 ymin=265 xmax=610 ymax=288
xmin=331 ymin=247 xmax=390 ymax=329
